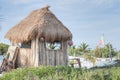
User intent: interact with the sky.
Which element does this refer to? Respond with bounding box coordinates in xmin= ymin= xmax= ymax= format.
xmin=0 ymin=0 xmax=120 ymax=50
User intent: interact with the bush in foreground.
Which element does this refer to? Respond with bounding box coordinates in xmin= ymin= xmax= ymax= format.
xmin=0 ymin=43 xmax=9 ymax=55
xmin=0 ymin=66 xmax=120 ymax=80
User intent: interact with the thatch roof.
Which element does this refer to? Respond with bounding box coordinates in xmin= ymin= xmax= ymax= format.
xmin=5 ymin=6 xmax=72 ymax=43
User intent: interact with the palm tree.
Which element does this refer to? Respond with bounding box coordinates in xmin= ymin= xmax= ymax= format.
xmin=79 ymin=42 xmax=89 ymax=53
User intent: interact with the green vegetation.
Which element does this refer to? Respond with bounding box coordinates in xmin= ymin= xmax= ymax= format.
xmin=1 ymin=66 xmax=120 ymax=80
xmin=0 ymin=42 xmax=119 ymax=80
xmin=117 ymin=50 xmax=120 ymax=59
xmin=79 ymin=42 xmax=89 ymax=53
xmin=0 ymin=43 xmax=9 ymax=55
xmin=68 ymin=46 xmax=79 ymax=56
xmin=94 ymin=43 xmax=117 ymax=58
xmin=68 ymin=43 xmax=90 ymax=56
xmin=68 ymin=42 xmax=118 ymax=58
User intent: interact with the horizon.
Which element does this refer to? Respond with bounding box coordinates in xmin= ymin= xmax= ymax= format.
xmin=0 ymin=0 xmax=120 ymax=50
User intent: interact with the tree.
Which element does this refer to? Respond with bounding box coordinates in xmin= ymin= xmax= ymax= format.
xmin=79 ymin=42 xmax=89 ymax=53
xmin=94 ymin=43 xmax=117 ymax=58
xmin=104 ymin=43 xmax=117 ymax=58
xmin=0 ymin=43 xmax=9 ymax=55
xmin=117 ymin=50 xmax=120 ymax=59
xmin=94 ymin=46 xmax=100 ymax=57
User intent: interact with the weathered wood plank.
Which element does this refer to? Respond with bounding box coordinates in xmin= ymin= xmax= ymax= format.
xmin=61 ymin=41 xmax=68 ymax=65
xmin=49 ymin=51 xmax=52 ymax=66
xmin=31 ymin=39 xmax=36 ymax=66
xmin=46 ymin=50 xmax=49 ymax=66
xmin=42 ymin=43 xmax=46 ymax=65
xmin=55 ymin=50 xmax=59 ymax=65
xmin=34 ymin=37 xmax=38 ymax=67
xmin=54 ymin=51 xmax=56 ymax=65
xmin=37 ymin=40 xmax=68 ymax=66
xmin=18 ymin=48 xmax=31 ymax=67
xmin=51 ymin=50 xmax=55 ymax=66
xmin=39 ymin=41 xmax=42 ymax=65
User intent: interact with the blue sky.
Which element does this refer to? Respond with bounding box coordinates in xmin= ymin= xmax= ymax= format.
xmin=0 ymin=0 xmax=120 ymax=50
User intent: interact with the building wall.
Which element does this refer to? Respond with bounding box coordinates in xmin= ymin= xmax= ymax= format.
xmin=17 ymin=48 xmax=31 ymax=67
xmin=38 ymin=41 xmax=68 ymax=66
xmin=17 ymin=38 xmax=68 ymax=67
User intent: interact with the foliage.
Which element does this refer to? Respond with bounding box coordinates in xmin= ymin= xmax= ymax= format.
xmin=117 ymin=51 xmax=120 ymax=59
xmin=68 ymin=43 xmax=90 ymax=56
xmin=68 ymin=46 xmax=79 ymax=56
xmin=0 ymin=43 xmax=9 ymax=55
xmin=79 ymin=42 xmax=89 ymax=53
xmin=68 ymin=42 xmax=118 ymax=58
xmin=84 ymin=54 xmax=96 ymax=65
xmin=94 ymin=46 xmax=100 ymax=57
xmin=94 ymin=43 xmax=117 ymax=58
xmin=1 ymin=66 xmax=120 ymax=80
xmin=46 ymin=42 xmax=60 ymax=50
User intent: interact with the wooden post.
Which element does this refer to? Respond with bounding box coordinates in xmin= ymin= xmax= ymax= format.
xmin=39 ymin=41 xmax=46 ymax=66
xmin=61 ymin=41 xmax=68 ymax=65
xmin=34 ymin=37 xmax=39 ymax=67
xmin=31 ymin=39 xmax=36 ymax=66
xmin=38 ymin=41 xmax=42 ymax=66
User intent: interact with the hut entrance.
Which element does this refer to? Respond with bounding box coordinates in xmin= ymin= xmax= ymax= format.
xmin=38 ymin=40 xmax=68 ymax=66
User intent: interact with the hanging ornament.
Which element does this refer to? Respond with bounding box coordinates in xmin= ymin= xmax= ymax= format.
xmin=40 ymin=37 xmax=44 ymax=42
xmin=68 ymin=40 xmax=73 ymax=46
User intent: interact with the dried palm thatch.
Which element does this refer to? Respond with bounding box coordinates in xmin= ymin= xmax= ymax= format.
xmin=5 ymin=6 xmax=72 ymax=43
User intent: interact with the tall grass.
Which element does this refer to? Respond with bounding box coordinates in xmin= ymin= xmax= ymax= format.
xmin=0 ymin=66 xmax=120 ymax=80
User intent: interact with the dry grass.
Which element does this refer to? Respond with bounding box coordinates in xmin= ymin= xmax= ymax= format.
xmin=5 ymin=6 xmax=72 ymax=43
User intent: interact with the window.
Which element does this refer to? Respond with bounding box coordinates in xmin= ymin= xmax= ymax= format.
xmin=46 ymin=42 xmax=61 ymax=50
xmin=21 ymin=41 xmax=31 ymax=48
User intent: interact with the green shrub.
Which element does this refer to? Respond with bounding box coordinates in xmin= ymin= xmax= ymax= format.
xmin=0 ymin=43 xmax=9 ymax=55
xmin=0 ymin=66 xmax=120 ymax=80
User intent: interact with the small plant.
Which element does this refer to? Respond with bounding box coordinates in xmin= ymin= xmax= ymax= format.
xmin=1 ymin=66 xmax=120 ymax=80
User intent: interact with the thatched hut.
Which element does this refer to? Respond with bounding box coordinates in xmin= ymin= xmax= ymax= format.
xmin=5 ymin=6 xmax=72 ymax=67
